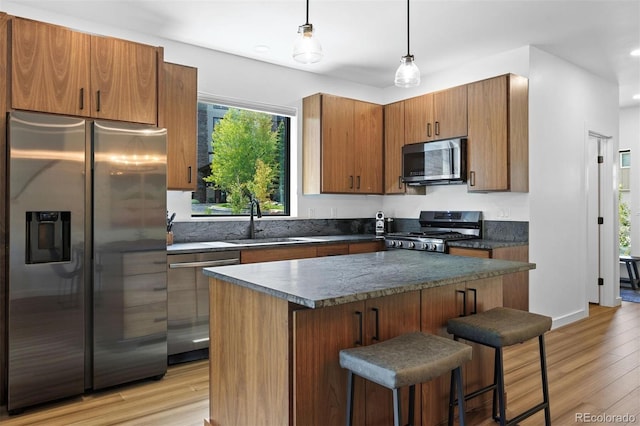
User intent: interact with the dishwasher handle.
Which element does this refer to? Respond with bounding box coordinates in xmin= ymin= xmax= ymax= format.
xmin=169 ymin=258 xmax=240 ymax=269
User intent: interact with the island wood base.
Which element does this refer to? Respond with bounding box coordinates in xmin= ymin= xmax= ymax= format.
xmin=207 ymin=276 xmax=503 ymax=426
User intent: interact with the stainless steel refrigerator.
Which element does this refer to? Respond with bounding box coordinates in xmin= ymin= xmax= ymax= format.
xmin=7 ymin=111 xmax=168 ymax=412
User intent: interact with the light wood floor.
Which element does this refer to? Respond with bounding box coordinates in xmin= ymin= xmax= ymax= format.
xmin=1 ymin=301 xmax=638 ymax=425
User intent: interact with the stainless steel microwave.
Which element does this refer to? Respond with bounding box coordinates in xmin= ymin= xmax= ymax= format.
xmin=402 ymin=138 xmax=467 ymax=185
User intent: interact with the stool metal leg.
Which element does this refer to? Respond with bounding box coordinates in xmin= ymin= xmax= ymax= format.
xmin=448 ymin=370 xmax=455 ymax=426
xmin=455 ymin=366 xmax=466 ymax=426
xmin=346 ymin=370 xmax=354 ymax=426
xmin=539 ymin=335 xmax=551 ymax=425
xmin=496 ymin=347 xmax=507 ymax=426
xmin=393 ymin=388 xmax=402 ymax=426
xmin=408 ymin=385 xmax=415 ymax=426
xmin=492 ymin=347 xmax=499 ymax=422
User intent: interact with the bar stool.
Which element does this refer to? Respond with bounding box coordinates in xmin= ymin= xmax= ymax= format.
xmin=447 ymin=307 xmax=552 ymax=426
xmin=339 ymin=331 xmax=472 ymax=426
xmin=620 ymin=255 xmax=640 ymax=290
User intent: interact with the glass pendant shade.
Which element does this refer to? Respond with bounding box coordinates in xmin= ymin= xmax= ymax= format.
xmin=394 ymin=55 xmax=420 ymax=88
xmin=293 ymin=24 xmax=323 ymax=64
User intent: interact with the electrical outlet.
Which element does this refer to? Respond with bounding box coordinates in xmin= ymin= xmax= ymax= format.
xmin=308 ymin=208 xmax=315 ymax=218
xmin=331 ymin=207 xmax=337 ymax=218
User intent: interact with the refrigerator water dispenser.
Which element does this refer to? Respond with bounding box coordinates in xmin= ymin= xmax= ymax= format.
xmin=26 ymin=211 xmax=71 ymax=264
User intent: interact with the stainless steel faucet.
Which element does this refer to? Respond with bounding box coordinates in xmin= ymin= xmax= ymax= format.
xmin=249 ymin=196 xmax=262 ymax=239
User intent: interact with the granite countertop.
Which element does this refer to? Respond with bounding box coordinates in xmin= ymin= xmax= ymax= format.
xmin=167 ymin=234 xmax=381 ymax=254
xmin=448 ymin=239 xmax=528 ymax=250
xmin=203 ymin=250 xmax=535 ymax=309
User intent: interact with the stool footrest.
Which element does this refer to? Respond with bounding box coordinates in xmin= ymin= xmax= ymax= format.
xmin=501 ymin=401 xmax=550 ymax=426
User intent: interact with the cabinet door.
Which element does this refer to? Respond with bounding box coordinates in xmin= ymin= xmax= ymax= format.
xmin=321 ymin=95 xmax=354 ymax=192
xmin=362 ymin=292 xmax=421 ymax=426
xmin=493 ymin=245 xmax=529 ymax=310
xmin=433 ymin=85 xmax=468 ymax=140
xmin=404 ymin=93 xmax=433 ymax=144
xmin=420 ymin=282 xmax=467 ymax=426
xmin=384 ymin=101 xmax=406 ymax=194
xmin=11 ymin=17 xmax=91 ymax=116
xmin=467 ymin=76 xmax=509 ymax=191
xmin=91 ymin=35 xmax=158 ymax=124
xmin=461 ymin=277 xmax=503 ymax=410
xmin=354 ymin=101 xmax=383 ymax=194
xmin=293 ymin=301 xmax=366 ymax=425
xmin=162 ymin=62 xmax=197 ymax=190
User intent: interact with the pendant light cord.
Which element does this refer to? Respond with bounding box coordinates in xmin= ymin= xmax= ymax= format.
xmin=306 ymin=0 xmax=310 ymax=25
xmin=406 ymin=0 xmax=410 ymax=56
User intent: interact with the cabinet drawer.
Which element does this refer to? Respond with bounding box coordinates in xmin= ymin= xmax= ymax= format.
xmin=448 ymin=247 xmax=491 ymax=258
xmin=316 ymin=243 xmax=349 ymax=257
xmin=123 ymin=302 xmax=166 ymax=340
xmin=123 ymin=251 xmax=167 ymax=275
xmin=123 ymin=272 xmax=167 ymax=307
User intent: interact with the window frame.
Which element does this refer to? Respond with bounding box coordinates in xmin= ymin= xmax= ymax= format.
xmin=193 ymin=94 xmax=294 ymax=217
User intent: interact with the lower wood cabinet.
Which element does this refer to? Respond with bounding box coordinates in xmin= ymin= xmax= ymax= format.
xmin=420 ymin=277 xmax=503 ymax=425
xmin=293 ymin=291 xmax=421 ymax=426
xmin=209 ymin=274 xmax=505 ymax=426
xmin=240 ymin=240 xmax=384 ymax=264
xmin=449 ymin=245 xmax=529 ymax=310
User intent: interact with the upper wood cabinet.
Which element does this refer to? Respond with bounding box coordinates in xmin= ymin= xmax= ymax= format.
xmin=160 ymin=62 xmax=198 ymax=190
xmin=303 ymin=93 xmax=383 ymax=194
xmin=11 ymin=17 xmax=91 ymax=117
xmin=467 ymin=74 xmax=528 ymax=192
xmin=11 ymin=17 xmax=158 ymax=124
xmin=90 ymin=35 xmax=158 ymax=124
xmin=404 ymin=84 xmax=467 ymax=144
xmin=384 ymin=101 xmax=406 ymax=194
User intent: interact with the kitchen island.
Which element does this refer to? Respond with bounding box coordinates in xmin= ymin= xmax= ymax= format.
xmin=203 ymin=250 xmax=535 ymax=426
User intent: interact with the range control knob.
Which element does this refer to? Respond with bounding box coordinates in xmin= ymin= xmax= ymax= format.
xmin=408 ymin=242 xmax=415 ymax=249
xmin=388 ymin=241 xmax=396 ymax=247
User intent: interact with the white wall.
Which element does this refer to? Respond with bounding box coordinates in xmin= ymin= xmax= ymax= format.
xmin=1 ymin=4 xmax=625 ymax=327
xmin=528 ymin=47 xmax=619 ymax=325
xmin=619 ymin=106 xmax=640 ymax=254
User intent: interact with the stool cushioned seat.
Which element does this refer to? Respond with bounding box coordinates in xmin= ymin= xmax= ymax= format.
xmin=447 ymin=307 xmax=552 ymax=347
xmin=339 ymin=332 xmax=472 ymax=389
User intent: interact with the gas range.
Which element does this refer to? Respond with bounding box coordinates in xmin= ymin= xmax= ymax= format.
xmin=384 ymin=211 xmax=482 ymax=253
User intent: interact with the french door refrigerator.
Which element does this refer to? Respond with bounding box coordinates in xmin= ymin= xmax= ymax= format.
xmin=7 ymin=111 xmax=168 ymax=412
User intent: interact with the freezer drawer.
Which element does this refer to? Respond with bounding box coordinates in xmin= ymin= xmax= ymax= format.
xmin=167 ymin=251 xmax=240 ymax=359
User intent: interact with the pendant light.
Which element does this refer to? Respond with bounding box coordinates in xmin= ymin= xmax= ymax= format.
xmin=394 ymin=0 xmax=420 ymax=87
xmin=293 ymin=0 xmax=323 ymax=64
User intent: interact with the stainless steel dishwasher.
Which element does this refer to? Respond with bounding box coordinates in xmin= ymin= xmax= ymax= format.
xmin=167 ymin=250 xmax=240 ymax=363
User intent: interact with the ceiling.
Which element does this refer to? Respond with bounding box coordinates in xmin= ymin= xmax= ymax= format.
xmin=6 ymin=0 xmax=640 ymax=107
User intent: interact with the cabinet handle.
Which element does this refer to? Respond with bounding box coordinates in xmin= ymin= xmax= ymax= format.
xmin=398 ymin=176 xmax=403 ymax=189
xmin=457 ymin=290 xmax=467 ymax=317
xmin=96 ymin=90 xmax=101 ymax=112
xmin=435 ymin=121 xmax=440 ymax=136
xmin=469 ymin=171 xmax=476 ymax=187
xmin=349 ymin=175 xmax=354 ymax=189
xmin=355 ymin=311 xmax=363 ymax=345
xmin=427 ymin=122 xmax=432 ymax=137
xmin=356 ymin=176 xmax=361 ymax=190
xmin=468 ymin=288 xmax=478 ymax=315
xmin=188 ymin=166 xmax=192 ymax=183
xmin=79 ymin=88 xmax=84 ymax=110
xmin=371 ymin=307 xmax=380 ymax=342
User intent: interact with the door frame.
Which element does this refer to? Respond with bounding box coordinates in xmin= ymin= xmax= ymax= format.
xmin=585 ymin=129 xmax=620 ymax=308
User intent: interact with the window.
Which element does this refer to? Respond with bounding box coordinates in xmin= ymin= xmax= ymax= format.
xmin=619 ymin=150 xmax=630 ymax=191
xmin=192 ymin=100 xmax=291 ymax=217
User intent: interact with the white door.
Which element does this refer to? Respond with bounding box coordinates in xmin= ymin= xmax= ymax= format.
xmin=586 ymin=134 xmax=601 ymax=303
